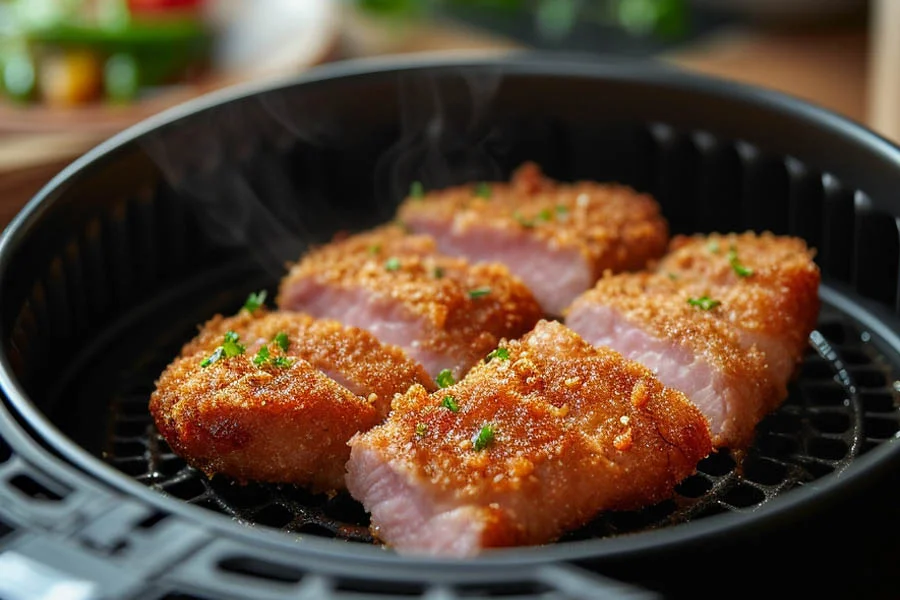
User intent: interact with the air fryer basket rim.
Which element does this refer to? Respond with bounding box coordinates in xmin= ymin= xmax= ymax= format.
xmin=2 ymin=53 xmax=900 ymax=567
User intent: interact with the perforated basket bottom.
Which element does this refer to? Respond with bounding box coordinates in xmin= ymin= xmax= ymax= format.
xmin=101 ymin=301 xmax=900 ymax=547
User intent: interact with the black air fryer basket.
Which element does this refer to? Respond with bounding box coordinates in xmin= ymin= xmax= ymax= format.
xmin=2 ymin=55 xmax=900 ymax=599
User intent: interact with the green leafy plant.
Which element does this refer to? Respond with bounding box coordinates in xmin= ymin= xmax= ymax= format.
xmin=353 ymin=0 xmax=687 ymax=40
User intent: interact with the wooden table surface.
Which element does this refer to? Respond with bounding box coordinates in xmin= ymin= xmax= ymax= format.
xmin=0 ymin=15 xmax=873 ymax=228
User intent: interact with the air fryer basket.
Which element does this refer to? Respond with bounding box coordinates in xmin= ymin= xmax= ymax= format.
xmin=2 ymin=55 xmax=900 ymax=599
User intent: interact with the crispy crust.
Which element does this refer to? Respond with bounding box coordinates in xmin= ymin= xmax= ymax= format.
xmin=181 ymin=309 xmax=434 ymax=416
xmin=151 ymin=310 xmax=434 ymax=490
xmin=659 ymin=231 xmax=821 ymax=359
xmin=397 ymin=162 xmax=669 ymax=280
xmin=295 ymin=224 xmax=438 ymax=265
xmin=277 ymin=226 xmax=543 ymax=375
xmin=569 ymin=272 xmax=777 ymax=447
xmin=352 ymin=320 xmax=711 ymax=549
xmin=151 ymin=352 xmax=377 ymax=492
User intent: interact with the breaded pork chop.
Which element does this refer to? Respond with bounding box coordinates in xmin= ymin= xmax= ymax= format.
xmin=567 ymin=232 xmax=820 ymax=449
xmin=277 ymin=226 xmax=543 ymax=381
xmin=397 ymin=162 xmax=669 ymax=316
xmin=566 ymin=273 xmax=776 ymax=449
xmin=150 ymin=309 xmax=434 ymax=492
xmin=658 ymin=231 xmax=820 ymax=385
xmin=346 ymin=320 xmax=712 ymax=557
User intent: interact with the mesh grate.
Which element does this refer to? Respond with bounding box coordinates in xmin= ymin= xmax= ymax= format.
xmin=101 ymin=304 xmax=900 ymax=546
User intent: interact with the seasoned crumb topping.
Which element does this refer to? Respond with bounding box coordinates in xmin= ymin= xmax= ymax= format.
xmin=398 ymin=162 xmax=669 ymax=278
xmin=181 ymin=309 xmax=434 ymax=417
xmin=353 ymin=320 xmax=711 ymax=503
xmin=277 ymin=225 xmax=543 ymax=373
xmin=659 ymin=231 xmax=821 ymax=358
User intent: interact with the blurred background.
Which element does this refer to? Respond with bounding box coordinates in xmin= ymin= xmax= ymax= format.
xmin=0 ymin=0 xmax=890 ymax=226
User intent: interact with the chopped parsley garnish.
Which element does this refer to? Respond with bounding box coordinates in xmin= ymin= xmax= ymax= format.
xmin=415 ymin=422 xmax=428 ymax=436
xmin=272 ymin=356 xmax=294 ymax=368
xmin=433 ymin=266 xmax=445 ymax=279
xmin=688 ymin=296 xmax=721 ymax=310
xmin=474 ymin=182 xmax=492 ymax=199
xmin=222 ymin=331 xmax=245 ymax=357
xmin=200 ymin=347 xmax=224 ymax=368
xmin=515 ymin=207 xmax=555 ymax=227
xmin=367 ymin=243 xmax=382 ymax=255
xmin=707 ymin=240 xmax=721 ymax=255
xmin=667 ymin=272 xmax=679 ymax=281
xmin=274 ymin=332 xmax=290 ymax=352
xmin=468 ymin=287 xmax=491 ymax=299
xmin=201 ymin=331 xmax=245 ymax=367
xmin=555 ymin=204 xmax=569 ymax=216
xmin=486 ymin=347 xmax=509 ymax=362
xmin=410 ymin=180 xmax=425 ymax=199
xmin=727 ymin=248 xmax=754 ymax=278
xmin=253 ymin=345 xmax=270 ymax=366
xmin=514 ymin=211 xmax=534 ymax=228
xmin=472 ymin=424 xmax=495 ymax=451
xmin=384 ymin=257 xmax=401 ymax=272
xmin=436 ymin=369 xmax=455 ymax=388
xmin=440 ymin=395 xmax=459 ymax=412
xmin=244 ymin=290 xmax=267 ymax=314
xmin=253 ymin=342 xmax=293 ymax=369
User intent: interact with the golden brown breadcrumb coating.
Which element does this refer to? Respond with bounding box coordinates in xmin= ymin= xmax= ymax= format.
xmin=151 ymin=309 xmax=434 ymax=491
xmin=181 ymin=309 xmax=434 ymax=417
xmin=277 ymin=226 xmax=543 ymax=377
xmin=152 ymin=351 xmax=376 ymax=492
xmin=298 ymin=223 xmax=437 ymax=265
xmin=570 ymin=272 xmax=777 ymax=448
xmin=397 ymin=162 xmax=669 ymax=280
xmin=659 ymin=231 xmax=821 ymax=361
xmin=350 ymin=320 xmax=711 ymax=550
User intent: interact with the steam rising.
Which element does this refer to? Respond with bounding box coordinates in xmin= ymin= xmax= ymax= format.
xmin=142 ymin=66 xmax=505 ymax=277
xmin=142 ymin=98 xmax=312 ymax=276
xmin=375 ymin=67 xmax=505 ymax=201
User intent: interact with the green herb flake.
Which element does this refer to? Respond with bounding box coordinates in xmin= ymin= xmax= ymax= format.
xmin=474 ymin=182 xmax=492 ymax=199
xmin=440 ymin=395 xmax=459 ymax=412
xmin=222 ymin=331 xmax=246 ymax=357
xmin=555 ymin=204 xmax=569 ymax=216
xmin=415 ymin=422 xmax=428 ymax=437
xmin=667 ymin=272 xmax=679 ymax=281
xmin=200 ymin=331 xmax=245 ymax=367
xmin=537 ymin=208 xmax=553 ymax=222
xmin=514 ymin=211 xmax=534 ymax=228
xmin=384 ymin=257 xmax=401 ymax=272
xmin=436 ymin=369 xmax=455 ymax=389
xmin=486 ymin=347 xmax=510 ymax=362
xmin=274 ymin=332 xmax=290 ymax=352
xmin=272 ymin=356 xmax=294 ymax=368
xmin=727 ymin=248 xmax=754 ymax=278
xmin=410 ymin=180 xmax=425 ymax=199
xmin=244 ymin=290 xmax=267 ymax=314
xmin=688 ymin=296 xmax=721 ymax=311
xmin=253 ymin=345 xmax=271 ymax=367
xmin=433 ymin=266 xmax=445 ymax=279
xmin=367 ymin=243 xmax=382 ymax=255
xmin=468 ymin=287 xmax=491 ymax=299
xmin=707 ymin=240 xmax=721 ymax=255
xmin=472 ymin=424 xmax=495 ymax=451
xmin=200 ymin=346 xmax=224 ymax=368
